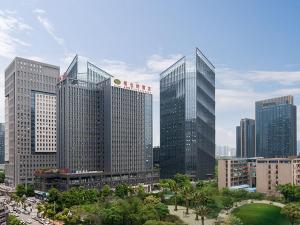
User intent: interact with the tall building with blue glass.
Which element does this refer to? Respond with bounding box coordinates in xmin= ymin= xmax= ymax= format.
xmin=236 ymin=118 xmax=255 ymax=158
xmin=0 ymin=123 xmax=4 ymax=164
xmin=256 ymin=96 xmax=297 ymax=157
xmin=160 ymin=48 xmax=215 ymax=179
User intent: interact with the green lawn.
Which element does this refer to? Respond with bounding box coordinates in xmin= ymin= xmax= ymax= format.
xmin=232 ymin=203 xmax=291 ymax=225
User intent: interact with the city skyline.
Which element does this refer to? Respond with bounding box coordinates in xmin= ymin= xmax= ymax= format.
xmin=1 ymin=1 xmax=300 ymax=147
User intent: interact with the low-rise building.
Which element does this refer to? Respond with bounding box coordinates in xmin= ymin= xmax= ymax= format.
xmin=218 ymin=157 xmax=300 ymax=195
xmin=35 ymin=168 xmax=159 ymax=193
xmin=218 ymin=158 xmax=256 ymax=189
xmin=256 ymin=157 xmax=300 ymax=195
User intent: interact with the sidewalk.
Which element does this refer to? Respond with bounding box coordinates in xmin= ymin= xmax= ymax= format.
xmin=168 ymin=200 xmax=285 ymax=225
xmin=168 ymin=205 xmax=217 ymax=225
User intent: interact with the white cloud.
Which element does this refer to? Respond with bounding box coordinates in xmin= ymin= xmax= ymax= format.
xmin=249 ymin=70 xmax=300 ymax=85
xmin=33 ymin=8 xmax=46 ymax=14
xmin=34 ymin=8 xmax=64 ymax=45
xmin=273 ymin=88 xmax=300 ymax=96
xmin=216 ymin=89 xmax=262 ymax=110
xmin=146 ymin=54 xmax=182 ymax=72
xmin=215 ymin=67 xmax=300 ymax=147
xmin=0 ymin=10 xmax=32 ymax=58
xmin=28 ymin=56 xmax=45 ymax=62
xmin=216 ymin=126 xmax=236 ymax=147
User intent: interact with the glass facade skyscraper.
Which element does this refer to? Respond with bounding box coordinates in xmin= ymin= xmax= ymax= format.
xmin=160 ymin=48 xmax=215 ymax=179
xmin=0 ymin=123 xmax=4 ymax=164
xmin=256 ymin=96 xmax=297 ymax=157
xmin=236 ymin=118 xmax=255 ymax=158
xmin=58 ymin=55 xmax=153 ymax=174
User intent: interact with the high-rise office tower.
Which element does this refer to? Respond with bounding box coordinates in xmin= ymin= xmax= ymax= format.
xmin=236 ymin=118 xmax=255 ymax=158
xmin=5 ymin=57 xmax=59 ymax=187
xmin=57 ymin=56 xmax=111 ymax=172
xmin=0 ymin=124 xmax=4 ymax=164
xmin=236 ymin=126 xmax=241 ymax=157
xmin=99 ymin=78 xmax=153 ymax=173
xmin=57 ymin=56 xmax=153 ymax=174
xmin=160 ymin=48 xmax=215 ymax=179
xmin=256 ymin=96 xmax=297 ymax=157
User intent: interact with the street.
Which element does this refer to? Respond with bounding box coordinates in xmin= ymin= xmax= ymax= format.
xmin=0 ymin=195 xmax=52 ymax=225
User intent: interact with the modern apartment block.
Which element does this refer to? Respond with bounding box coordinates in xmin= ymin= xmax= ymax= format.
xmin=5 ymin=57 xmax=59 ymax=187
xmin=218 ymin=157 xmax=300 ymax=195
xmin=160 ymin=48 xmax=215 ymax=179
xmin=256 ymin=158 xmax=300 ymax=195
xmin=236 ymin=118 xmax=255 ymax=158
xmin=256 ymin=96 xmax=297 ymax=157
xmin=218 ymin=158 xmax=256 ymax=189
xmin=0 ymin=124 xmax=5 ymax=164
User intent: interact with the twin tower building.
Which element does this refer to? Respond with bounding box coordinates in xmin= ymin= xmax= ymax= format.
xmin=236 ymin=96 xmax=297 ymax=158
xmin=5 ymin=48 xmax=216 ymax=188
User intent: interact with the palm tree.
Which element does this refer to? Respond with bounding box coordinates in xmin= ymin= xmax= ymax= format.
xmin=195 ymin=205 xmax=210 ymax=225
xmin=159 ymin=179 xmax=170 ymax=202
xmin=182 ymin=185 xmax=193 ymax=214
xmin=169 ymin=180 xmax=180 ymax=211
xmin=193 ymin=190 xmax=208 ymax=207
xmin=128 ymin=185 xmax=134 ymax=197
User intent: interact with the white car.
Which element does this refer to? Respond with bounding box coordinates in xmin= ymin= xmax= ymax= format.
xmin=26 ymin=219 xmax=32 ymax=224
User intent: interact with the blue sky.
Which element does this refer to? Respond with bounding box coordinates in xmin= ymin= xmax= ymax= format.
xmin=1 ymin=0 xmax=300 ymax=147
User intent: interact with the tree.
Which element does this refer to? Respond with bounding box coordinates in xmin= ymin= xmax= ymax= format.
xmin=8 ymin=215 xmax=21 ymax=225
xmin=281 ymin=203 xmax=300 ymax=225
xmin=193 ymin=190 xmax=209 ymax=207
xmin=26 ymin=184 xmax=35 ymax=196
xmin=277 ymin=184 xmax=296 ymax=202
xmin=159 ymin=179 xmax=170 ymax=202
xmin=102 ymin=185 xmax=111 ymax=198
xmin=16 ymin=184 xmax=35 ymax=197
xmin=144 ymin=220 xmax=178 ymax=225
xmin=173 ymin=174 xmax=190 ymax=188
xmin=144 ymin=195 xmax=161 ymax=205
xmin=137 ymin=185 xmax=146 ymax=199
xmin=181 ymin=184 xmax=193 ymax=214
xmin=195 ymin=205 xmax=210 ymax=225
xmin=16 ymin=184 xmax=26 ymax=197
xmin=221 ymin=196 xmax=233 ymax=212
xmin=222 ymin=215 xmax=243 ymax=225
xmin=0 ymin=171 xmax=5 ymax=183
xmin=101 ymin=206 xmax=123 ymax=225
xmin=154 ymin=203 xmax=169 ymax=220
xmin=168 ymin=180 xmax=179 ymax=211
xmin=115 ymin=184 xmax=129 ymax=198
xmin=48 ymin=188 xmax=61 ymax=203
xmin=128 ymin=185 xmax=135 ymax=197
xmin=193 ymin=190 xmax=210 ymax=223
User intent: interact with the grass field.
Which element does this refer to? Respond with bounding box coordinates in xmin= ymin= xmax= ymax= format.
xmin=232 ymin=203 xmax=291 ymax=225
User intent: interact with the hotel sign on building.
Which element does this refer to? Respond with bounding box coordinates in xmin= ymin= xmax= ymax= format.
xmin=112 ymin=78 xmax=152 ymax=94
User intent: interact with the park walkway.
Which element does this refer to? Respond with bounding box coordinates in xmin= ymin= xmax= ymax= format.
xmin=168 ymin=200 xmax=285 ymax=225
xmin=168 ymin=205 xmax=217 ymax=225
